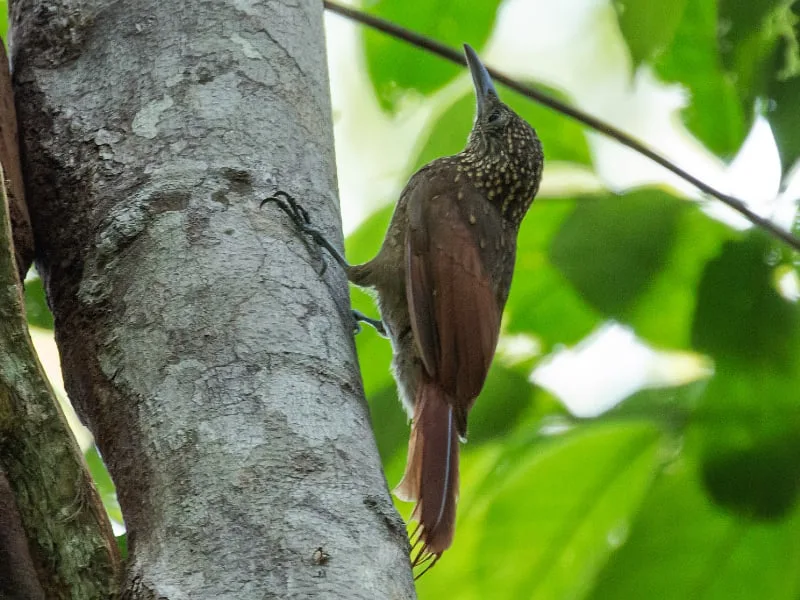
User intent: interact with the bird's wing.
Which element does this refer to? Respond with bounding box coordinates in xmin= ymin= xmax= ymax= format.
xmin=405 ymin=179 xmax=504 ymax=431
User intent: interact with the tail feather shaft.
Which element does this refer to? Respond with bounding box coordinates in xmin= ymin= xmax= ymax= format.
xmin=395 ymin=379 xmax=460 ymax=565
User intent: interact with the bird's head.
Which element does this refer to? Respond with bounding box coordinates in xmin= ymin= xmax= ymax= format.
xmin=461 ymin=44 xmax=543 ymax=225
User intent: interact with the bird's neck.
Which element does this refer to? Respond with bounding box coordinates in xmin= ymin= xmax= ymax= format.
xmin=454 ymin=146 xmax=531 ymax=227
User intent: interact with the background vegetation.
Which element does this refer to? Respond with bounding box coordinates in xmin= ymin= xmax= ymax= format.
xmin=14 ymin=0 xmax=800 ymax=597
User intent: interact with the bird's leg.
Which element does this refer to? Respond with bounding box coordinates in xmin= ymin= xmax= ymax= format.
xmin=352 ymin=309 xmax=388 ymax=337
xmin=261 ymin=191 xmax=350 ymax=275
xmin=261 ymin=191 xmax=387 ymax=337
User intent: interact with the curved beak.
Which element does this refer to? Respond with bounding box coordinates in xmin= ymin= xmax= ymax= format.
xmin=464 ymin=44 xmax=497 ymax=116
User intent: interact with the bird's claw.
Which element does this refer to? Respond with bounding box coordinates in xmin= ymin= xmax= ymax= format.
xmin=261 ymin=191 xmax=331 ymax=274
xmin=261 ymin=191 xmax=313 ymax=234
xmin=352 ymin=310 xmax=388 ymax=337
xmin=260 ymin=190 xmax=351 ymax=273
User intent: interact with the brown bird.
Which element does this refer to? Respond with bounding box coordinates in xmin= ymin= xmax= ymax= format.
xmin=264 ymin=44 xmax=543 ymax=571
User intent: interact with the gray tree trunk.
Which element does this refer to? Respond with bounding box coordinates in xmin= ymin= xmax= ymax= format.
xmin=11 ymin=0 xmax=415 ymax=597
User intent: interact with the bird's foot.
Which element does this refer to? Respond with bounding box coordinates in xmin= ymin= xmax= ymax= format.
xmin=352 ymin=310 xmax=388 ymax=337
xmin=261 ymin=190 xmax=311 ymax=229
xmin=260 ymin=191 xmax=349 ymax=272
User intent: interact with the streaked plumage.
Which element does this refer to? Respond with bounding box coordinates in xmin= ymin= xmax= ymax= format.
xmin=347 ymin=44 xmax=543 ymax=570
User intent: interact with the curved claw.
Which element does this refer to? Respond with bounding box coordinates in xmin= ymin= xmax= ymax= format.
xmin=259 ymin=190 xmax=351 ymax=272
xmin=260 ymin=191 xmax=311 ymax=228
xmin=352 ymin=310 xmax=387 ymax=337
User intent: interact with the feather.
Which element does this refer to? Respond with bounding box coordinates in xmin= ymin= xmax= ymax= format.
xmin=405 ymin=184 xmax=503 ymax=437
xmin=395 ymin=375 xmax=460 ymax=571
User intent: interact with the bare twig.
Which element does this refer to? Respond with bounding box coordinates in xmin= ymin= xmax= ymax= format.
xmin=324 ymin=0 xmax=800 ymax=251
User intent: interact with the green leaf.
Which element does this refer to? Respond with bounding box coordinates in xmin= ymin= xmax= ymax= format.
xmin=698 ymin=370 xmax=800 ymax=520
xmin=85 ymin=446 xmax=123 ymax=525
xmin=549 ymin=189 xmax=683 ymax=321
xmin=655 ymin=0 xmax=747 ymax=158
xmin=718 ymin=0 xmax=791 ymax=109
xmin=414 ymin=85 xmax=593 ymax=170
xmin=417 ymin=422 xmax=662 ymax=600
xmin=653 ymin=0 xmax=795 ymax=159
xmin=692 ymin=232 xmax=799 ymax=369
xmin=613 ymin=0 xmax=689 ymax=68
xmin=362 ymin=0 xmax=502 ymax=112
xmin=769 ymin=69 xmax=800 ymax=174
xmin=466 ymin=363 xmax=536 ymax=445
xmin=601 ymin=380 xmax=707 ymax=430
xmin=546 ymin=190 xmax=737 ymax=352
xmin=345 ymin=205 xmax=393 ymax=266
xmin=693 ymin=359 xmax=800 ymax=521
xmin=365 ymin=383 xmax=408 ymax=470
xmin=767 ymin=11 xmax=800 ymax=175
xmin=0 ymin=1 xmax=7 ymax=44
xmin=625 ymin=199 xmax=732 ymax=348
xmin=508 ymin=198 xmax=601 ymax=349
xmin=590 ymin=456 xmax=800 ymax=600
xmin=719 ymin=0 xmax=788 ymax=54
xmin=24 ymin=276 xmax=54 ymax=330
xmin=691 ymin=232 xmax=800 ymax=519
xmin=116 ymin=534 xmax=127 ymax=560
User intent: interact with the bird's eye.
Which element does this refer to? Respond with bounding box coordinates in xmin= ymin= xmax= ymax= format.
xmin=487 ymin=110 xmax=502 ymax=124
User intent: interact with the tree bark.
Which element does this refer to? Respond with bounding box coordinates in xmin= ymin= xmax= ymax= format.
xmin=0 ymin=471 xmax=45 ymax=600
xmin=0 ymin=36 xmax=119 ymax=598
xmin=0 ymin=42 xmax=34 ymax=278
xmin=11 ymin=0 xmax=415 ymax=597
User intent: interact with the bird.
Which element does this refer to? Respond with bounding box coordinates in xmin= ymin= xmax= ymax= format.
xmin=263 ymin=43 xmax=543 ymax=573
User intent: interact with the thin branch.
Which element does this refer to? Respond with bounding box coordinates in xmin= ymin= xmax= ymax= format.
xmin=323 ymin=0 xmax=800 ymax=252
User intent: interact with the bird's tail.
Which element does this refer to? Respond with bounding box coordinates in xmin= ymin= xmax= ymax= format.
xmin=394 ymin=376 xmax=460 ymax=573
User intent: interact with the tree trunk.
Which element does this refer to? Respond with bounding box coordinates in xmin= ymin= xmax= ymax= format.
xmin=0 ymin=471 xmax=45 ymax=600
xmin=0 ymin=36 xmax=119 ymax=599
xmin=11 ymin=0 xmax=415 ymax=597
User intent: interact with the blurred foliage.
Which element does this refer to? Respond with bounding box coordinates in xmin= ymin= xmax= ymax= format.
xmin=24 ymin=276 xmax=54 ymax=329
xmin=646 ymin=0 xmax=747 ymax=157
xmin=349 ymin=0 xmax=800 ymax=597
xmin=0 ymin=1 xmax=6 ymax=43
xmin=766 ymin=5 xmax=800 ymax=174
xmin=691 ymin=232 xmax=800 ymax=520
xmin=416 ymin=422 xmax=663 ymax=599
xmin=613 ymin=0 xmax=689 ymax=68
xmin=20 ymin=0 xmax=800 ymax=597
xmin=769 ymin=61 xmax=800 ymax=175
xmin=116 ymin=534 xmax=128 ymax=560
xmin=85 ymin=446 xmax=123 ymax=525
xmin=717 ymin=0 xmax=793 ymax=115
xmin=617 ymin=0 xmax=800 ymax=161
xmin=363 ymin=0 xmax=502 ymax=111
xmin=589 ymin=454 xmax=800 ymax=600
xmin=414 ymin=85 xmax=593 ymax=168
xmin=550 ymin=190 xmax=683 ymax=320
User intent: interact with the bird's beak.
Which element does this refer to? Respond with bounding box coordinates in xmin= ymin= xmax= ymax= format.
xmin=464 ymin=43 xmax=497 ymax=116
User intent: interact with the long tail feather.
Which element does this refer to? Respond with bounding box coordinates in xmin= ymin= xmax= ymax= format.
xmin=394 ymin=378 xmax=460 ymax=571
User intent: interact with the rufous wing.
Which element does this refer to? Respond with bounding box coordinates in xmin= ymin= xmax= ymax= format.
xmin=405 ymin=182 xmax=504 ymax=432
xmin=397 ymin=180 xmax=505 ymax=568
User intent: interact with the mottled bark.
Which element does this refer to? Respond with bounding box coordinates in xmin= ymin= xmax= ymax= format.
xmin=0 ymin=42 xmax=34 ymax=277
xmin=0 ymin=471 xmax=44 ymax=600
xmin=11 ymin=0 xmax=414 ymax=598
xmin=0 ymin=34 xmax=119 ymax=598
